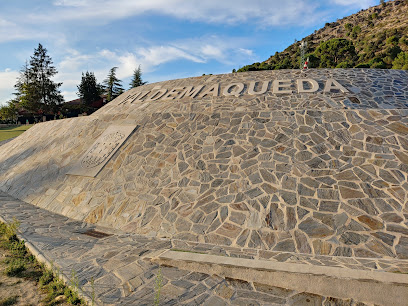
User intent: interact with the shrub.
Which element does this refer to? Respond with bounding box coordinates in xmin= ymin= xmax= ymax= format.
xmin=355 ymin=63 xmax=370 ymax=68
xmin=65 ymin=287 xmax=82 ymax=305
xmin=336 ymin=61 xmax=353 ymax=68
xmin=351 ymin=25 xmax=361 ymax=38
xmin=5 ymin=259 xmax=26 ymax=276
xmin=386 ymin=36 xmax=399 ymax=46
xmin=392 ymin=52 xmax=408 ymax=69
xmin=0 ymin=296 xmax=19 ymax=306
xmin=39 ymin=268 xmax=54 ymax=287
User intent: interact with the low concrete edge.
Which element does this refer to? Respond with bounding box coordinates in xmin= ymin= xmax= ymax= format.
xmin=153 ymin=249 xmax=408 ymax=306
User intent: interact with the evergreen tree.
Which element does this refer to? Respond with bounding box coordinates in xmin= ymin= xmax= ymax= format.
xmin=103 ymin=67 xmax=124 ymax=101
xmin=14 ymin=61 xmax=41 ymax=113
xmin=129 ymin=65 xmax=147 ymax=89
xmin=20 ymin=43 xmax=64 ymax=113
xmin=314 ymin=38 xmax=357 ymax=68
xmin=77 ymin=71 xmax=103 ymax=109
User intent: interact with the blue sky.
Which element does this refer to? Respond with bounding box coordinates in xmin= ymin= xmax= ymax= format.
xmin=0 ymin=0 xmax=378 ymax=105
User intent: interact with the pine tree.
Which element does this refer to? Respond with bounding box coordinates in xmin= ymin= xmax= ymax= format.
xmin=103 ymin=67 xmax=124 ymax=102
xmin=129 ymin=65 xmax=147 ymax=89
xmin=77 ymin=71 xmax=103 ymax=109
xmin=21 ymin=43 xmax=64 ymax=113
xmin=14 ymin=61 xmax=41 ymax=113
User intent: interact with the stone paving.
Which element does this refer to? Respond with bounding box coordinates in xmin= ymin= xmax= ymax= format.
xmin=0 ymin=191 xmax=380 ymax=305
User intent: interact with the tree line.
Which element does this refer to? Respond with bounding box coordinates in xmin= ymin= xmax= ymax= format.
xmin=0 ymin=43 xmax=147 ymax=123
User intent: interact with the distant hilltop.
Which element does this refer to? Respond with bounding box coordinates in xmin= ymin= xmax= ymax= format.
xmin=237 ymin=0 xmax=408 ymax=71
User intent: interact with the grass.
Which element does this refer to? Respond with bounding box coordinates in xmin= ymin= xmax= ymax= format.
xmin=0 ymin=125 xmax=32 ymax=142
xmin=154 ymin=267 xmax=163 ymax=306
xmin=0 ymin=295 xmax=19 ymax=306
xmin=0 ymin=219 xmax=86 ymax=305
xmin=171 ymin=248 xmax=206 ymax=255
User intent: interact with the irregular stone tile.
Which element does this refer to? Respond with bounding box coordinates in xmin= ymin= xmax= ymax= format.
xmin=366 ymin=240 xmax=394 ymax=257
xmin=280 ymin=191 xmax=297 ymax=205
xmin=235 ymin=290 xmax=286 ymax=304
xmin=339 ymin=232 xmax=368 ymax=246
xmin=288 ymin=292 xmax=323 ymax=306
xmin=339 ymin=187 xmax=365 ymax=199
xmin=294 ymin=230 xmax=312 ymax=254
xmin=273 ymin=239 xmax=295 ymax=252
xmin=396 ymin=237 xmax=408 ymax=259
xmin=299 ymin=218 xmax=334 ymax=238
xmin=333 ymin=247 xmax=352 ymax=257
xmin=371 ymin=232 xmax=395 ymax=247
xmin=380 ymin=213 xmax=404 ymax=223
xmin=386 ymin=224 xmax=408 ymax=236
xmin=248 ymin=230 xmax=264 ymax=249
xmin=357 ymin=215 xmax=384 ymax=230
xmin=216 ymin=222 xmax=242 ymax=239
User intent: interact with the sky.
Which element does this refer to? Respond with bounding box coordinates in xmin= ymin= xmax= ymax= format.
xmin=0 ymin=0 xmax=379 ymax=105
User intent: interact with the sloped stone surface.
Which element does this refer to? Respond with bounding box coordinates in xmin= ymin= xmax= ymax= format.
xmin=0 ymin=69 xmax=407 ymax=261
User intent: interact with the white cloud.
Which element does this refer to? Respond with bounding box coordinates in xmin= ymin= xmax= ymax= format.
xmin=201 ymin=45 xmax=223 ymax=58
xmin=0 ymin=69 xmax=18 ymax=105
xmin=137 ymin=46 xmax=205 ymax=66
xmin=50 ymin=34 xmax=257 ymax=101
xmin=60 ymin=90 xmax=78 ymax=101
xmin=330 ymin=0 xmax=376 ymax=8
xmin=53 ymin=0 xmax=87 ymax=7
xmin=0 ymin=18 xmax=45 ymax=43
xmin=34 ymin=0 xmax=324 ymax=27
xmin=238 ymin=48 xmax=254 ymax=57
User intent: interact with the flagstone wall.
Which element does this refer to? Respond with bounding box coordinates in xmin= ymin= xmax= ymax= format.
xmin=0 ymin=69 xmax=407 ymax=259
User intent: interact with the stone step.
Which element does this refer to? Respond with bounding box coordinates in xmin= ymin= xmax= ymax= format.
xmin=153 ymin=249 xmax=408 ymax=306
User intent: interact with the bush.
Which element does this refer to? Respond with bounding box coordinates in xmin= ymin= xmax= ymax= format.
xmin=399 ymin=36 xmax=408 ymax=46
xmin=46 ymin=279 xmax=65 ymax=300
xmin=392 ymin=52 xmax=408 ymax=69
xmin=65 ymin=287 xmax=82 ymax=305
xmin=386 ymin=36 xmax=399 ymax=46
xmin=0 ymin=296 xmax=19 ymax=306
xmin=5 ymin=259 xmax=26 ymax=276
xmin=384 ymin=45 xmax=402 ymax=59
xmin=39 ymin=268 xmax=54 ymax=287
xmin=351 ymin=25 xmax=361 ymax=38
xmin=355 ymin=63 xmax=370 ymax=68
xmin=371 ymin=61 xmax=387 ymax=68
xmin=336 ymin=61 xmax=352 ymax=68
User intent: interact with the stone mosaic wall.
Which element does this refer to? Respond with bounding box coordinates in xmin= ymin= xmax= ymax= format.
xmin=0 ymin=69 xmax=407 ymax=260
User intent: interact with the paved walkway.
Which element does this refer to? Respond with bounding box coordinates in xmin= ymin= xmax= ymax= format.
xmin=0 ymin=191 xmax=403 ymax=305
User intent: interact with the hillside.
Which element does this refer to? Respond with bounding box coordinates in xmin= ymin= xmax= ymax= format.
xmin=238 ymin=0 xmax=408 ymax=71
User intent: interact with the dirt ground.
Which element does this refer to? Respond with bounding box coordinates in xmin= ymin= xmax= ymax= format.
xmin=0 ymin=247 xmax=70 ymax=306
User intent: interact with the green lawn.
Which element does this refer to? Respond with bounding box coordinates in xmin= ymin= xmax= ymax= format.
xmin=0 ymin=125 xmax=33 ymax=142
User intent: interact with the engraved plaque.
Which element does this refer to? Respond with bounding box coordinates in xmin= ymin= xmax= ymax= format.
xmin=67 ymin=125 xmax=137 ymax=177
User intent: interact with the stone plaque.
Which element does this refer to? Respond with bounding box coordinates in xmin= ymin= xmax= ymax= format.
xmin=67 ymin=125 xmax=137 ymax=177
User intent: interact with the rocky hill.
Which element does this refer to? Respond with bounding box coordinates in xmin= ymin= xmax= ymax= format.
xmin=238 ymin=0 xmax=408 ymax=71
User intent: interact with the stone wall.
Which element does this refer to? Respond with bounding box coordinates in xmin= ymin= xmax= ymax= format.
xmin=0 ymin=69 xmax=407 ymax=260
